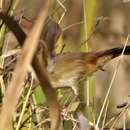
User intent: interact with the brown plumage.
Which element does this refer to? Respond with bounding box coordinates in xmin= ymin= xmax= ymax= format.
xmin=1 ymin=12 xmax=130 ymax=94
xmin=48 ymin=46 xmax=130 ymax=92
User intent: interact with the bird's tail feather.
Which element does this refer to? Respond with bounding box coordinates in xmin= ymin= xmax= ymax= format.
xmin=95 ymin=45 xmax=130 ymax=67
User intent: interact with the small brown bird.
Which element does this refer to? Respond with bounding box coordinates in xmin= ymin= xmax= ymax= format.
xmin=1 ymin=12 xmax=130 ymax=94
xmin=48 ymin=47 xmax=130 ymax=93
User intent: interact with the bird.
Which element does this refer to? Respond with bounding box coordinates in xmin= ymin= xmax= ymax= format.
xmin=47 ymin=46 xmax=130 ymax=94
xmin=1 ymin=11 xmax=130 ymax=95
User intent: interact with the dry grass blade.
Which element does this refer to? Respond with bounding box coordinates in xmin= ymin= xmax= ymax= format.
xmin=32 ymin=55 xmax=62 ymax=130
xmin=16 ymin=76 xmax=34 ymax=130
xmin=0 ymin=8 xmax=62 ymax=130
xmin=0 ymin=1 xmax=51 ymax=130
xmin=95 ymin=34 xmax=130 ymax=129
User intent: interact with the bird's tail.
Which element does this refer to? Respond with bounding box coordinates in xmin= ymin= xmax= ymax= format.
xmin=95 ymin=45 xmax=130 ymax=67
